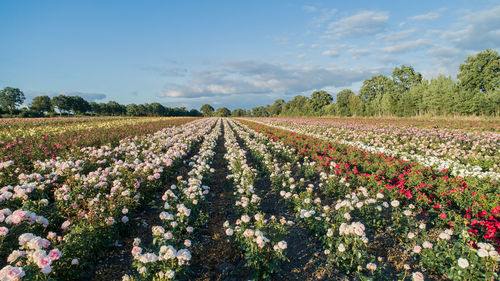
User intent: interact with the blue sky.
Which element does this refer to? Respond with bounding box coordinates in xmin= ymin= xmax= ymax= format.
xmin=1 ymin=0 xmax=499 ymax=110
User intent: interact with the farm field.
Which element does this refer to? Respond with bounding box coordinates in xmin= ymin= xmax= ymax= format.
xmin=0 ymin=117 xmax=499 ymax=281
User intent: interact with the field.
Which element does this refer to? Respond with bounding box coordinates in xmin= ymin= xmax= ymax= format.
xmin=0 ymin=117 xmax=499 ymax=281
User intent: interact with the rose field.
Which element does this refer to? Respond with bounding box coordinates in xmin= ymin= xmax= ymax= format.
xmin=0 ymin=117 xmax=499 ymax=281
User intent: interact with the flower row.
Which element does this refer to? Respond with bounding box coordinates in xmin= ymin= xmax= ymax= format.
xmin=222 ymin=119 xmax=288 ymax=280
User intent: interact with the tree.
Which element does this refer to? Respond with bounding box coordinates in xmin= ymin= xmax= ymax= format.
xmin=360 ymin=75 xmax=394 ymax=101
xmin=0 ymin=87 xmax=25 ymax=115
xmin=310 ymin=90 xmax=333 ymax=113
xmin=231 ymin=108 xmax=247 ymax=117
xmin=282 ymin=95 xmax=311 ymax=116
xmin=360 ymin=75 xmax=394 ymax=115
xmin=52 ymin=95 xmax=72 ymax=115
xmin=200 ymin=104 xmax=215 ymax=117
xmin=215 ymin=107 xmax=231 ymax=117
xmin=30 ymin=95 xmax=53 ymax=114
xmin=269 ymin=99 xmax=285 ymax=116
xmin=392 ymin=65 xmax=422 ymax=93
xmin=457 ymin=49 xmax=500 ymax=93
xmin=252 ymin=106 xmax=270 ymax=117
xmin=69 ymin=96 xmax=90 ymax=115
xmin=336 ymin=89 xmax=355 ymax=116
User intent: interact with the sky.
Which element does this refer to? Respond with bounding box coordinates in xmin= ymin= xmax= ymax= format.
xmin=1 ymin=0 xmax=499 ymax=110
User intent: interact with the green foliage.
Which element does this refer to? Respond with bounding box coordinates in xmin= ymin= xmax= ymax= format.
xmin=457 ymin=48 xmax=500 ymax=93
xmin=30 ymin=95 xmax=53 ymax=114
xmin=215 ymin=107 xmax=231 ymax=117
xmin=200 ymin=104 xmax=215 ymax=116
xmin=0 ymin=87 xmax=25 ymax=115
xmin=310 ymin=90 xmax=333 ymax=113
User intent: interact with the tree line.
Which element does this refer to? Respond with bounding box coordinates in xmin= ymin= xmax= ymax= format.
xmin=0 ymin=91 xmax=201 ymax=117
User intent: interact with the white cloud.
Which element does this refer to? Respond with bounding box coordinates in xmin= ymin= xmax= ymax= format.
xmin=297 ymin=54 xmax=306 ymax=59
xmin=409 ymin=12 xmax=440 ymax=21
xmin=296 ymin=43 xmax=305 ymax=48
xmin=348 ymin=48 xmax=371 ymax=58
xmin=376 ymin=29 xmax=416 ymax=41
xmin=311 ymin=8 xmax=337 ymax=27
xmin=381 ymin=39 xmax=429 ymax=53
xmin=159 ymin=60 xmax=385 ymax=98
xmin=322 ymin=50 xmax=339 ymax=57
xmin=302 ymin=5 xmax=317 ymax=13
xmin=326 ymin=11 xmax=389 ymax=38
xmin=442 ymin=5 xmax=500 ymax=50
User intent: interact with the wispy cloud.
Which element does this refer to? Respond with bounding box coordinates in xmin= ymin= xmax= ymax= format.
xmin=322 ymin=50 xmax=339 ymax=57
xmin=376 ymin=29 xmax=416 ymax=41
xmin=326 ymin=11 xmax=389 ymax=38
xmin=348 ymin=48 xmax=371 ymax=58
xmin=381 ymin=39 xmax=429 ymax=53
xmin=408 ymin=11 xmax=440 ymax=21
xmin=302 ymin=5 xmax=317 ymax=13
xmin=312 ymin=8 xmax=337 ymax=27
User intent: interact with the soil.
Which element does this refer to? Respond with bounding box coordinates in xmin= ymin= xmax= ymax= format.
xmin=188 ymin=123 xmax=252 ymax=281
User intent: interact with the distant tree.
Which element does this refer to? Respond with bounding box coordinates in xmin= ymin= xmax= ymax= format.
xmin=215 ymin=107 xmax=231 ymax=117
xmin=200 ymin=104 xmax=215 ymax=117
xmin=126 ymin=104 xmax=140 ymax=116
xmin=0 ymin=87 xmax=25 ymax=115
xmin=457 ymin=48 xmax=500 ymax=93
xmin=106 ymin=101 xmax=126 ymax=116
xmin=52 ymin=95 xmax=72 ymax=115
xmin=149 ymin=102 xmax=167 ymax=116
xmin=348 ymin=93 xmax=362 ymax=116
xmin=269 ymin=99 xmax=285 ymax=116
xmin=282 ymin=95 xmax=310 ymax=116
xmin=360 ymin=75 xmax=394 ymax=101
xmin=310 ymin=90 xmax=333 ymax=113
xmin=392 ymin=65 xmax=423 ymax=93
xmin=231 ymin=108 xmax=247 ymax=117
xmin=30 ymin=95 xmax=53 ymax=114
xmin=252 ymin=106 xmax=270 ymax=117
xmin=360 ymin=75 xmax=394 ymax=115
xmin=336 ymin=89 xmax=355 ymax=116
xmin=69 ymin=96 xmax=90 ymax=115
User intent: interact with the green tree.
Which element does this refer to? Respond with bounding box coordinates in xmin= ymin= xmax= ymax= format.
xmin=457 ymin=48 xmax=500 ymax=93
xmin=360 ymin=75 xmax=394 ymax=115
xmin=69 ymin=96 xmax=90 ymax=115
xmin=269 ymin=99 xmax=285 ymax=116
xmin=310 ymin=90 xmax=333 ymax=113
xmin=282 ymin=95 xmax=311 ymax=116
xmin=252 ymin=106 xmax=270 ymax=117
xmin=30 ymin=95 xmax=53 ymax=114
xmin=392 ymin=65 xmax=422 ymax=93
xmin=52 ymin=95 xmax=72 ymax=115
xmin=336 ymin=89 xmax=355 ymax=116
xmin=200 ymin=104 xmax=215 ymax=116
xmin=215 ymin=107 xmax=231 ymax=117
xmin=0 ymin=87 xmax=25 ymax=115
xmin=231 ymin=108 xmax=247 ymax=117
xmin=422 ymin=76 xmax=455 ymax=115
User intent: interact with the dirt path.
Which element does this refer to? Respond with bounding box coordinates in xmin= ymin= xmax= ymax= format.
xmin=189 ymin=121 xmax=251 ymax=281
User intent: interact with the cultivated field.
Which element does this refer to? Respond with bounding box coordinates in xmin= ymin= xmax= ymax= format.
xmin=0 ymin=117 xmax=498 ymax=281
